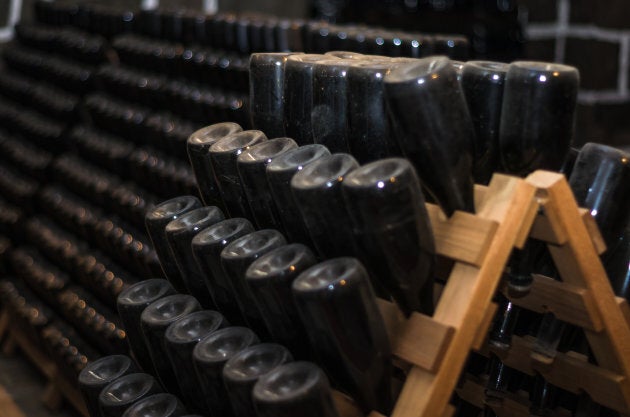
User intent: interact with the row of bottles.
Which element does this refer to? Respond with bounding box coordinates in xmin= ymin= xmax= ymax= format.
xmin=111 ymin=35 xmax=250 ymax=92
xmin=176 ymin=115 xmax=628 ymax=416
xmin=183 ymin=122 xmax=435 ymax=312
xmin=79 ymin=350 xmax=337 ymax=417
xmin=74 ymin=273 xmax=346 ymax=417
xmin=0 ymin=4 xmax=167 ymax=404
xmin=248 ymin=53 xmax=580 ymax=217
xmin=15 ymin=23 xmax=111 ymax=66
xmin=33 ymin=0 xmax=468 ymax=60
xmin=142 ymin=190 xmax=398 ymax=413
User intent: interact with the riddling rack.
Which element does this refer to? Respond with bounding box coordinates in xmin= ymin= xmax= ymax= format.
xmin=334 ymin=170 xmax=630 ymax=417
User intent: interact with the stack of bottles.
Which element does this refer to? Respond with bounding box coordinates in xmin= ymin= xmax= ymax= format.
xmin=105 ymin=50 xmax=627 ymax=417
xmin=0 ymin=1 xmax=468 ymax=414
xmin=0 ymin=5 xmax=149 ymax=393
xmin=0 ymin=1 xmax=628 ymax=417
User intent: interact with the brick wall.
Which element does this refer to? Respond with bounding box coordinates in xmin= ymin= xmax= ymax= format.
xmin=521 ymin=0 xmax=630 ymax=148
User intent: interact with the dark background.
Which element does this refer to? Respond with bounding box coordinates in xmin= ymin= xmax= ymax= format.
xmin=1 ymin=0 xmax=629 ymax=149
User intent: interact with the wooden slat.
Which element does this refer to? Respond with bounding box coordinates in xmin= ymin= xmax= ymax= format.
xmin=0 ymin=385 xmax=27 ymax=417
xmin=392 ymin=174 xmax=538 ymax=417
xmin=440 ymin=404 xmax=455 ymax=417
xmin=425 ymin=204 xmax=499 ymax=266
xmin=52 ymin=372 xmax=88 ymax=417
xmin=377 ymin=299 xmax=455 ymax=373
xmin=7 ymin=323 xmax=56 ymax=379
xmin=490 ymin=335 xmax=630 ymax=413
xmin=333 ymin=390 xmax=364 ymax=417
xmin=526 ymin=171 xmax=630 ymax=405
xmin=455 ymin=375 xmax=485 ymax=409
xmin=504 ymin=274 xmax=603 ymax=331
xmin=2 ymin=312 xmax=89 ymax=417
xmin=530 ymin=206 xmax=606 ymax=255
xmin=473 ymin=184 xmax=489 ymax=210
xmin=579 ymin=208 xmax=607 ymax=255
xmin=618 ymin=298 xmax=630 ymax=327
xmin=0 ymin=309 xmax=9 ymax=342
xmin=514 ymin=198 xmax=540 ymax=249
xmin=472 ymin=302 xmax=497 ymax=351
xmin=456 ymin=376 xmax=531 ymax=417
xmin=457 ymin=376 xmax=572 ymax=417
xmin=41 ymin=382 xmax=62 ymax=411
xmin=394 ymin=313 xmax=454 ymax=373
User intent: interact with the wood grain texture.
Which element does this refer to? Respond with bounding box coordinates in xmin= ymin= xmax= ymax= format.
xmin=376 ymin=299 xmax=454 ymax=373
xmin=471 ymin=302 xmax=497 ymax=351
xmin=490 ymin=335 xmax=629 ymax=413
xmin=529 ymin=206 xmax=606 ymax=254
xmin=425 ymin=204 xmax=499 ymax=266
xmin=333 ymin=390 xmax=364 ymax=417
xmin=1 ymin=309 xmax=88 ymax=417
xmin=392 ymin=174 xmax=538 ymax=417
xmin=526 ymin=171 xmax=630 ymax=398
xmin=504 ymin=274 xmax=603 ymax=331
xmin=0 ymin=385 xmax=27 ymax=417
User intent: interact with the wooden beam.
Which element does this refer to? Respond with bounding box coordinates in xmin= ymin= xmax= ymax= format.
xmin=0 ymin=385 xmax=27 ymax=417
xmin=490 ymin=335 xmax=630 ymax=414
xmin=504 ymin=274 xmax=603 ymax=331
xmin=526 ymin=171 xmax=630 ymax=408
xmin=392 ymin=174 xmax=538 ymax=417
xmin=529 ymin=206 xmax=606 ymax=255
xmin=425 ymin=204 xmax=499 ymax=266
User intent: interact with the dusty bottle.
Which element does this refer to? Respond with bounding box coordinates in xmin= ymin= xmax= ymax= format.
xmin=252 ymin=361 xmax=340 ymax=417
xmin=145 ymin=196 xmax=202 ymax=292
xmin=140 ymin=294 xmax=201 ymax=396
xmin=292 ymin=257 xmax=393 ymax=413
xmin=187 ymin=122 xmax=242 ymax=208
xmin=116 ymin=279 xmax=176 ymax=375
xmin=192 ymin=326 xmax=259 ymax=417
xmin=165 ymin=206 xmax=225 ymax=308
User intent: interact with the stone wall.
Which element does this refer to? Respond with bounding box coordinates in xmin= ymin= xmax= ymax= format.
xmin=521 ymin=0 xmax=630 ymax=147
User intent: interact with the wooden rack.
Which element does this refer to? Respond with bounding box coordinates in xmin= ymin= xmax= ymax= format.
xmin=1 ymin=170 xmax=628 ymax=417
xmin=0 ymin=308 xmax=89 ymax=417
xmin=333 ymin=171 xmax=630 ymax=417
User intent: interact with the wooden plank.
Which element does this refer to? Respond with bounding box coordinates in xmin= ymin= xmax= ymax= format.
xmin=0 ymin=309 xmax=9 ymax=343
xmin=333 ymin=390 xmax=364 ymax=417
xmin=392 ymin=174 xmax=538 ymax=417
xmin=377 ymin=299 xmax=455 ymax=373
xmin=490 ymin=335 xmax=630 ymax=413
xmin=514 ymin=198 xmax=539 ymax=249
xmin=455 ymin=375 xmax=485 ymax=409
xmin=393 ymin=313 xmax=454 ymax=373
xmin=504 ymin=274 xmax=603 ymax=331
xmin=441 ymin=404 xmax=455 ymax=417
xmin=529 ymin=186 xmax=568 ymax=246
xmin=426 ymin=204 xmax=499 ymax=266
xmin=1 ymin=333 xmax=16 ymax=356
xmin=473 ymin=184 xmax=488 ymax=210
xmin=8 ymin=322 xmax=56 ymax=379
xmin=3 ymin=312 xmax=89 ymax=417
xmin=41 ymin=381 xmax=63 ymax=411
xmin=526 ymin=171 xmax=630 ymax=405
xmin=377 ymin=299 xmax=406 ymax=348
xmin=457 ymin=376 xmax=573 ymax=417
xmin=618 ymin=298 xmax=630 ymax=327
xmin=472 ymin=302 xmax=497 ymax=351
xmin=0 ymin=385 xmax=27 ymax=417
xmin=529 ymin=206 xmax=606 ymax=255
xmin=53 ymin=372 xmax=89 ymax=417
xmin=580 ymin=208 xmax=607 ymax=255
